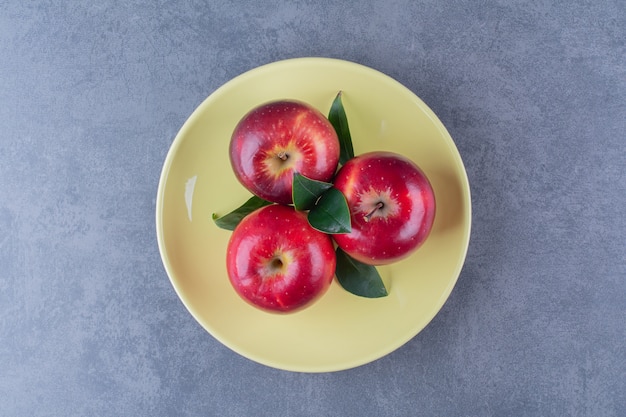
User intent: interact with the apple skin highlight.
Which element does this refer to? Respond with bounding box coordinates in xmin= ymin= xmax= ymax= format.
xmin=333 ymin=151 xmax=436 ymax=266
xmin=226 ymin=204 xmax=336 ymax=313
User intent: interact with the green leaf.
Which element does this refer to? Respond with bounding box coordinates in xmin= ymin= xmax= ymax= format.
xmin=292 ymin=173 xmax=334 ymax=211
xmin=335 ymin=247 xmax=388 ymax=298
xmin=307 ymin=188 xmax=351 ymax=234
xmin=328 ymin=91 xmax=354 ymax=165
xmin=212 ymin=195 xmax=272 ymax=231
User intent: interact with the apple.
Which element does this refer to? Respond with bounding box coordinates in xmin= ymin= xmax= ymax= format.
xmin=229 ymin=100 xmax=340 ymax=205
xmin=333 ymin=151 xmax=436 ymax=265
xmin=226 ymin=204 xmax=336 ymax=313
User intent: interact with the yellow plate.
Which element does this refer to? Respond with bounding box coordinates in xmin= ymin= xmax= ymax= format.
xmin=156 ymin=57 xmax=471 ymax=372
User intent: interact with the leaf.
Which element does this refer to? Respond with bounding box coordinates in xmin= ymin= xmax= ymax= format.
xmin=335 ymin=247 xmax=388 ymax=298
xmin=328 ymin=91 xmax=354 ymax=165
xmin=307 ymin=188 xmax=351 ymax=234
xmin=212 ymin=195 xmax=272 ymax=231
xmin=292 ymin=173 xmax=334 ymax=211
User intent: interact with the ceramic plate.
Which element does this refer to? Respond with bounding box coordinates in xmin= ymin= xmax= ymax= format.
xmin=156 ymin=57 xmax=471 ymax=372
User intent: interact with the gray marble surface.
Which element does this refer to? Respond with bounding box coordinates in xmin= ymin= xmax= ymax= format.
xmin=1 ymin=1 xmax=624 ymax=416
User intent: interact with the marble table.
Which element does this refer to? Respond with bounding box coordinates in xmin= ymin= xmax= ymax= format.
xmin=1 ymin=1 xmax=624 ymax=415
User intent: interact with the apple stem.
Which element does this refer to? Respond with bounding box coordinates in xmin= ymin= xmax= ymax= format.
xmin=277 ymin=151 xmax=288 ymax=161
xmin=363 ymin=202 xmax=384 ymax=222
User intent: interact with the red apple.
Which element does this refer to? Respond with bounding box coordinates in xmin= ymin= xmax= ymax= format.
xmin=226 ymin=204 xmax=336 ymax=313
xmin=333 ymin=151 xmax=436 ymax=265
xmin=229 ymin=100 xmax=340 ymax=205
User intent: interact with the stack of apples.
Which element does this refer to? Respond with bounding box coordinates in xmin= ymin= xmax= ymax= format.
xmin=215 ymin=94 xmax=436 ymax=313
